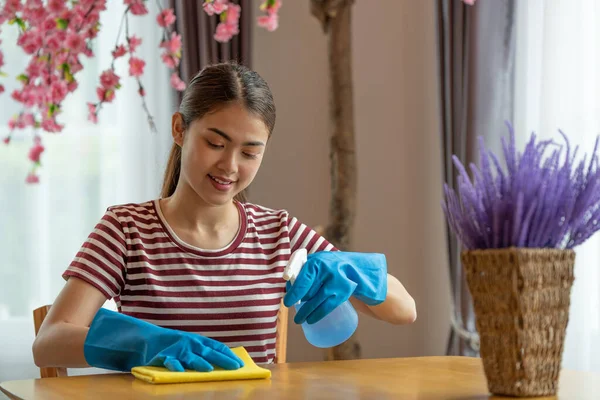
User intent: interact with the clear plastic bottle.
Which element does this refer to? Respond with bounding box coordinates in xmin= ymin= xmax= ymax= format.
xmin=283 ymin=249 xmax=358 ymax=348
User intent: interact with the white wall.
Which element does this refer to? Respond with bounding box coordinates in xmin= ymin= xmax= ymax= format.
xmin=251 ymin=0 xmax=451 ymax=362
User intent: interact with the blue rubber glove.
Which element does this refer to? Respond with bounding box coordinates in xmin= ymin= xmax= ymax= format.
xmin=283 ymin=251 xmax=388 ymax=325
xmin=84 ymin=308 xmax=244 ymax=372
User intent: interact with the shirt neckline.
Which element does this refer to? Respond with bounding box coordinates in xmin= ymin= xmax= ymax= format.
xmin=152 ymin=199 xmax=247 ymax=257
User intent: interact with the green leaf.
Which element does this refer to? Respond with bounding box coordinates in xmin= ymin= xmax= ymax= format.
xmin=48 ymin=104 xmax=58 ymax=117
xmin=16 ymin=74 xmax=29 ymax=84
xmin=9 ymin=17 xmax=27 ymax=31
xmin=0 ymin=71 xmax=8 ymax=77
xmin=56 ymin=18 xmax=69 ymax=30
xmin=64 ymin=70 xmax=74 ymax=83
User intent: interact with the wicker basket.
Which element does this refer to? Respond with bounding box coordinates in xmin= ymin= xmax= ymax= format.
xmin=461 ymin=247 xmax=575 ymax=397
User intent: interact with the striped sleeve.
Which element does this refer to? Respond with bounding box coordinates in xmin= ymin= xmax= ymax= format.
xmin=62 ymin=210 xmax=127 ymax=299
xmin=286 ymin=215 xmax=338 ymax=254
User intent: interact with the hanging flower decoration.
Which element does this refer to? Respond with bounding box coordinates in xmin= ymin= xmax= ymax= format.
xmin=0 ymin=0 xmax=185 ymax=183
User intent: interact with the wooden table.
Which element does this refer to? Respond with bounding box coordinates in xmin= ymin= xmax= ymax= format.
xmin=1 ymin=357 xmax=597 ymax=399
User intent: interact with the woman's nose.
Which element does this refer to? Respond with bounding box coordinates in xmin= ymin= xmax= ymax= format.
xmin=217 ymin=151 xmax=237 ymax=175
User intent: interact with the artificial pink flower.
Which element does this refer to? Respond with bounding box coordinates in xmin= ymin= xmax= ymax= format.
xmin=138 ymin=87 xmax=145 ymax=97
xmin=463 ymin=0 xmax=476 ymax=4
xmin=128 ymin=35 xmax=142 ymax=53
xmin=226 ymin=3 xmax=241 ymax=25
xmin=0 ymin=85 xmax=4 ymax=95
xmin=11 ymin=90 xmax=22 ymax=102
xmin=2 ymin=137 xmax=9 ymax=145
xmin=111 ymin=44 xmax=127 ymax=58
xmin=17 ymin=30 xmax=43 ymax=54
xmin=26 ymin=58 xmax=43 ymax=77
xmin=130 ymin=3 xmax=148 ymax=15
xmin=156 ymin=8 xmax=176 ymax=27
xmin=41 ymin=118 xmax=63 ymax=133
xmin=42 ymin=17 xmax=57 ymax=32
xmin=257 ymin=14 xmax=278 ymax=32
xmin=25 ymin=173 xmax=40 ymax=184
xmin=69 ymin=58 xmax=84 ymax=74
xmin=13 ymin=114 xmax=25 ymax=129
xmin=203 ymin=0 xmax=228 ymax=16
xmin=68 ymin=8 xmax=84 ymax=27
xmin=21 ymin=113 xmax=35 ymax=127
xmin=65 ymin=33 xmax=85 ymax=52
xmin=53 ymin=49 xmax=69 ymax=66
xmin=128 ymin=57 xmax=145 ymax=77
xmin=161 ymin=53 xmax=179 ymax=69
xmin=3 ymin=0 xmax=23 ymax=19
xmin=49 ymin=80 xmax=68 ymax=103
xmin=28 ymin=137 xmax=45 ymax=163
xmin=257 ymin=0 xmax=281 ymax=32
xmin=124 ymin=0 xmax=148 ymax=16
xmin=22 ymin=89 xmax=41 ymax=108
xmin=264 ymin=0 xmax=282 ymax=13
xmin=96 ymin=87 xmax=115 ymax=102
xmin=100 ymin=69 xmax=120 ymax=89
xmin=160 ymin=32 xmax=181 ymax=55
xmin=47 ymin=0 xmax=66 ymax=14
xmin=214 ymin=22 xmax=237 ymax=43
xmin=45 ymin=34 xmax=62 ymax=52
xmin=170 ymin=73 xmax=186 ymax=91
xmin=23 ymin=1 xmax=46 ymax=25
xmin=87 ymin=103 xmax=97 ymax=123
xmin=82 ymin=47 xmax=93 ymax=57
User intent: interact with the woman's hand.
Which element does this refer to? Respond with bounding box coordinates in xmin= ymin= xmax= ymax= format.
xmin=283 ymin=251 xmax=388 ymax=324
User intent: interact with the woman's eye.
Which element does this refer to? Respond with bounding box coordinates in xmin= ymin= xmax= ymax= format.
xmin=243 ymin=152 xmax=259 ymax=159
xmin=206 ymin=141 xmax=224 ymax=149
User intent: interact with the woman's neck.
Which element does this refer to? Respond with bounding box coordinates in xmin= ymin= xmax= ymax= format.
xmin=159 ymin=184 xmax=239 ymax=240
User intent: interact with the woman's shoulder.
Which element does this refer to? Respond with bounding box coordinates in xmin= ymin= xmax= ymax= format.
xmin=240 ymin=201 xmax=290 ymax=220
xmin=103 ymin=199 xmax=158 ymax=221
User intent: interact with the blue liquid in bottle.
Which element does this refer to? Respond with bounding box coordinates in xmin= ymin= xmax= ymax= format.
xmin=284 ymin=249 xmax=359 ymax=348
xmin=295 ymin=298 xmax=358 ymax=348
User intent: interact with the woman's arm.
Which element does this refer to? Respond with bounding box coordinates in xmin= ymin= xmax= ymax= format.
xmin=350 ymin=274 xmax=417 ymax=325
xmin=32 ymin=277 xmax=107 ymax=368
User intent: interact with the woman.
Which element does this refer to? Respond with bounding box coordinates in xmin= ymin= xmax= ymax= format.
xmin=32 ymin=62 xmax=416 ymax=373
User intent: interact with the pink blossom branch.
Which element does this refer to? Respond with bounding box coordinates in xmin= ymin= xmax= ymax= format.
xmin=0 ymin=0 xmax=185 ymax=183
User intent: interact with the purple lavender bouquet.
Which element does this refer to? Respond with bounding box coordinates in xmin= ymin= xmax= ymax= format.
xmin=442 ymin=124 xmax=600 ymax=250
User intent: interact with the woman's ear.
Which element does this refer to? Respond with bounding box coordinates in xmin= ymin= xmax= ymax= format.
xmin=171 ymin=112 xmax=185 ymax=147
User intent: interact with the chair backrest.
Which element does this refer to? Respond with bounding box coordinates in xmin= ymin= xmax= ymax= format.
xmin=33 ymin=301 xmax=289 ymax=378
xmin=32 ymin=305 xmax=68 ymax=378
xmin=275 ymin=300 xmax=288 ymax=363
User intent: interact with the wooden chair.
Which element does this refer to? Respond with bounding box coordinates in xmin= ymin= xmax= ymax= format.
xmin=32 ymin=305 xmax=68 ymax=378
xmin=33 ymin=302 xmax=288 ymax=378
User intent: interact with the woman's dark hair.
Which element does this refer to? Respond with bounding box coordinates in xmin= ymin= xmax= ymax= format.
xmin=160 ymin=62 xmax=276 ymax=202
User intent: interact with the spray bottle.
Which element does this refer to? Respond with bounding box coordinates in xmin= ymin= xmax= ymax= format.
xmin=283 ymin=249 xmax=358 ymax=348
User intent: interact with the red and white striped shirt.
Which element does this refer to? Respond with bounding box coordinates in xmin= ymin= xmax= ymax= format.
xmin=63 ymin=200 xmax=335 ymax=364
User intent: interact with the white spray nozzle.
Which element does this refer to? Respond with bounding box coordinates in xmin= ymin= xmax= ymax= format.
xmin=283 ymin=249 xmax=307 ymax=284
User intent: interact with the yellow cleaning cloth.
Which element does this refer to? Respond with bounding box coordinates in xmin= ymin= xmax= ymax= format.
xmin=131 ymin=347 xmax=271 ymax=384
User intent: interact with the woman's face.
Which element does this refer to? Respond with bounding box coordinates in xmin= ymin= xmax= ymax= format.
xmin=172 ymin=102 xmax=270 ymax=206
